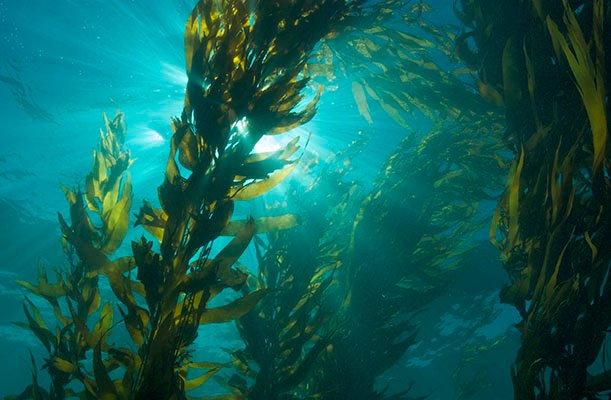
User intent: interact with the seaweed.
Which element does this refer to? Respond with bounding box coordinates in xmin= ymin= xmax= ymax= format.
xmin=457 ymin=0 xmax=611 ymax=397
xmin=10 ymin=1 xmax=368 ymax=399
xmin=220 ymin=88 xmax=506 ymax=400
xmin=308 ymin=113 xmax=505 ymax=400
xmin=10 ymin=0 xmax=585 ymax=398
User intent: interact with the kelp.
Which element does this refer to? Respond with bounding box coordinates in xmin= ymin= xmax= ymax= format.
xmin=9 ymin=112 xmax=131 ymax=400
xmin=222 ymin=98 xmax=505 ymax=400
xmin=219 ymin=133 xmax=368 ymax=400
xmin=457 ymin=0 xmax=611 ymax=398
xmin=309 ymin=0 xmax=497 ymax=126
xmin=207 ymin=3 xmax=509 ymax=398
xmin=308 ymin=113 xmax=505 ymax=400
xmin=11 ymin=1 xmax=370 ymax=399
xmin=225 ymin=186 xmax=348 ymax=399
xmin=130 ymin=2 xmax=362 ymax=396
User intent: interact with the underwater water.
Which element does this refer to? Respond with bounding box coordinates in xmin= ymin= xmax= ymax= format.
xmin=1 ymin=0 xmax=608 ymax=399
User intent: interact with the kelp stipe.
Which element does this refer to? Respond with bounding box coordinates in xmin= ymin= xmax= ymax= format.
xmin=457 ymin=0 xmax=611 ymax=397
xmin=131 ymin=1 xmax=367 ymax=397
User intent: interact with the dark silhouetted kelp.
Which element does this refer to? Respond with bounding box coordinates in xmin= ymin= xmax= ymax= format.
xmin=305 ymin=115 xmax=504 ymax=400
xmin=457 ymin=0 xmax=611 ymax=398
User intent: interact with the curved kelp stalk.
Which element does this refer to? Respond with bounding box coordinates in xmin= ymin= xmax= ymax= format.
xmin=457 ymin=0 xmax=611 ymax=398
xmin=10 ymin=1 xmax=366 ymax=399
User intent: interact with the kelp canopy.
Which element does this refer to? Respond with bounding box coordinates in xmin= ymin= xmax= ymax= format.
xmin=7 ymin=0 xmax=611 ymax=400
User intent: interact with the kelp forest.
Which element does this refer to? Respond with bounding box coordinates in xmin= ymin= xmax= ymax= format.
xmin=4 ymin=0 xmax=610 ymax=399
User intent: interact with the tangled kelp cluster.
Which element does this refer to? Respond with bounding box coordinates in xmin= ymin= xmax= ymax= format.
xmin=10 ymin=0 xmax=369 ymax=399
xmin=203 ymin=3 xmax=510 ymax=399
xmin=309 ymin=120 xmax=504 ymax=400
xmin=14 ymin=0 xmax=610 ymax=399
xmin=9 ymin=0 xmax=513 ymax=397
xmin=457 ymin=0 xmax=611 ymax=398
xmin=219 ymin=111 xmax=505 ymax=399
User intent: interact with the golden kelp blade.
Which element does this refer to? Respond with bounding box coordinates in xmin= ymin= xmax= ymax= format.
xmin=380 ymin=99 xmax=411 ymax=130
xmin=135 ymin=201 xmax=167 ymax=242
xmin=199 ymin=289 xmax=268 ymax=324
xmin=101 ymin=174 xmax=132 ymax=254
xmin=16 ymin=270 xmax=65 ymax=301
xmin=507 ymin=149 xmax=524 ymax=247
xmin=51 ymin=357 xmax=77 ymax=374
xmin=230 ymin=163 xmax=297 ymax=200
xmin=352 ymin=81 xmax=373 ymax=123
xmin=546 ymin=0 xmax=608 ymax=172
xmin=476 ymin=79 xmax=504 ymax=107
xmin=221 ymin=214 xmax=298 ymax=236
xmin=184 ymin=365 xmax=223 ymax=391
xmin=204 ymin=218 xmax=254 ymax=278
xmin=82 ymin=303 xmax=114 ymax=349
xmin=19 ymin=298 xmax=54 ymax=352
xmin=244 ymin=136 xmax=301 ymax=164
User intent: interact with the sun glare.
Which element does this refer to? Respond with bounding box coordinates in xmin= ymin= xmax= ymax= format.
xmin=254 ymin=135 xmax=282 ymax=153
xmin=161 ymin=62 xmax=188 ymax=87
xmin=128 ymin=125 xmax=166 ymax=150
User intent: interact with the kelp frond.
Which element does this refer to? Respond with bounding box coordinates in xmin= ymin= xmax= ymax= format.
xmin=458 ymin=0 xmax=611 ymax=397
xmin=11 ymin=1 xmax=373 ymax=399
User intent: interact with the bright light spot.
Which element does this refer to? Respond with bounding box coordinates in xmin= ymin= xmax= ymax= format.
xmin=161 ymin=62 xmax=188 ymax=87
xmin=254 ymin=135 xmax=281 ymax=153
xmin=228 ymin=117 xmax=251 ymax=144
xmin=127 ymin=126 xmax=165 ymax=150
xmin=235 ymin=117 xmax=249 ymax=136
xmin=145 ymin=129 xmax=165 ymax=145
